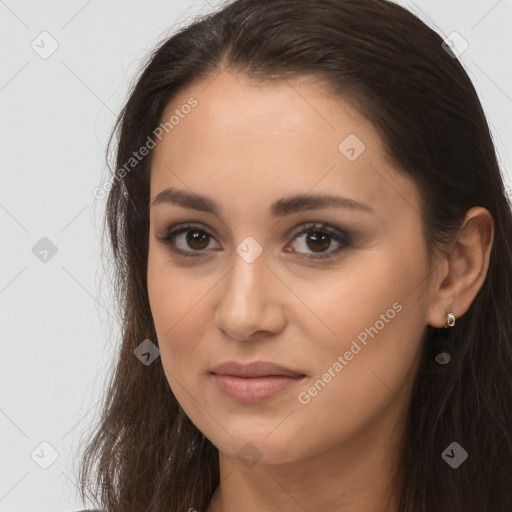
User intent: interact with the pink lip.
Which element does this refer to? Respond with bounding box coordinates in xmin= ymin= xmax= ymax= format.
xmin=210 ymin=360 xmax=306 ymax=403
xmin=211 ymin=360 xmax=305 ymax=378
xmin=212 ymin=374 xmax=305 ymax=403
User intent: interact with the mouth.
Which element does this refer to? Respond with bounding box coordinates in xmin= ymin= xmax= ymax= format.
xmin=210 ymin=360 xmax=306 ymax=378
xmin=210 ymin=360 xmax=306 ymax=403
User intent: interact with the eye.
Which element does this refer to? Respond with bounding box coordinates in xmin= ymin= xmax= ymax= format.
xmin=155 ymin=223 xmax=220 ymax=258
xmin=284 ymin=222 xmax=350 ymax=260
xmin=155 ymin=221 xmax=350 ymax=260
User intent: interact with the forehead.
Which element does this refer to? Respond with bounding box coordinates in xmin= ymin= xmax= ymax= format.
xmin=150 ymin=70 xmax=420 ymax=221
xmin=158 ymin=70 xmax=373 ymax=150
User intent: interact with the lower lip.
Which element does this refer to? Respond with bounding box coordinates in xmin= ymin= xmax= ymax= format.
xmin=212 ymin=374 xmax=305 ymax=403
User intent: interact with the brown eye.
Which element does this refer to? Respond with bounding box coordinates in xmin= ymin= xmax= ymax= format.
xmin=157 ymin=222 xmax=350 ymax=261
xmin=304 ymin=231 xmax=331 ymax=253
xmin=286 ymin=222 xmax=351 ymax=260
xmin=156 ymin=224 xmax=221 ymax=257
xmin=185 ymin=229 xmax=210 ymax=250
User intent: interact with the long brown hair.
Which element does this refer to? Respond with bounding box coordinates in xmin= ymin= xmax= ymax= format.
xmin=76 ymin=1 xmax=512 ymax=510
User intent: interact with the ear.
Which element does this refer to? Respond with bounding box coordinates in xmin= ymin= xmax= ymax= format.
xmin=426 ymin=207 xmax=494 ymax=328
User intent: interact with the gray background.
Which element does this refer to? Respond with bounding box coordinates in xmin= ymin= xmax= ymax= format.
xmin=1 ymin=0 xmax=511 ymax=510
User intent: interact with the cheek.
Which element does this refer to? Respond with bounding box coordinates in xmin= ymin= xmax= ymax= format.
xmin=291 ymin=306 xmax=423 ymax=462
xmin=148 ymin=276 xmax=208 ymax=416
xmin=147 ymin=251 xmax=214 ymax=381
xmin=285 ymin=241 xmax=428 ymax=444
xmin=148 ymin=244 xmax=200 ymax=334
xmin=292 ymin=233 xmax=428 ymax=359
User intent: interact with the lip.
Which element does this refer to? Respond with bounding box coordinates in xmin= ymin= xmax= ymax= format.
xmin=211 ymin=360 xmax=305 ymax=378
xmin=210 ymin=361 xmax=306 ymax=404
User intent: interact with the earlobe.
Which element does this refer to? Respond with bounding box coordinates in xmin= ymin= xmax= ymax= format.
xmin=425 ymin=206 xmax=494 ymax=328
xmin=425 ymin=259 xmax=454 ymax=328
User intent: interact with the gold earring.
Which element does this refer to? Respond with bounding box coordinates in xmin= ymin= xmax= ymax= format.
xmin=445 ymin=312 xmax=456 ymax=327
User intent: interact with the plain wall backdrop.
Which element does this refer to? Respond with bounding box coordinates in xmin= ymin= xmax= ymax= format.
xmin=1 ymin=0 xmax=511 ymax=510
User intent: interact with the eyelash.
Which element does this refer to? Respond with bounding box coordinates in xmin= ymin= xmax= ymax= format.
xmin=155 ymin=222 xmax=351 ymax=261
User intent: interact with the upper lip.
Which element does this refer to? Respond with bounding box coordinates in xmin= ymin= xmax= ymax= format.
xmin=211 ymin=360 xmax=305 ymax=378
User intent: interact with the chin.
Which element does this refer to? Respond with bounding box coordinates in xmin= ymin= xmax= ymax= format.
xmin=211 ymin=429 xmax=307 ymax=466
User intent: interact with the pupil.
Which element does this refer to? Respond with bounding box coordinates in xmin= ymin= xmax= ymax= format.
xmin=187 ymin=230 xmax=209 ymax=250
xmin=307 ymin=232 xmax=330 ymax=252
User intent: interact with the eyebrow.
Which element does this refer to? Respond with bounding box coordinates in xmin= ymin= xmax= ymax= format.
xmin=151 ymin=187 xmax=374 ymax=217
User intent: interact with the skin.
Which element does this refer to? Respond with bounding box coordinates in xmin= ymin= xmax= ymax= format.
xmin=146 ymin=69 xmax=494 ymax=511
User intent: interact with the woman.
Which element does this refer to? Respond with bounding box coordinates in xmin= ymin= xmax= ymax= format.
xmin=76 ymin=0 xmax=512 ymax=511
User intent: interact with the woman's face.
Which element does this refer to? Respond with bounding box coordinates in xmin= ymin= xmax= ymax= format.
xmin=147 ymin=70 xmax=437 ymax=465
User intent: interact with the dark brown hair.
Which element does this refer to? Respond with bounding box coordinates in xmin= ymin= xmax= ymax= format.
xmin=76 ymin=0 xmax=512 ymax=510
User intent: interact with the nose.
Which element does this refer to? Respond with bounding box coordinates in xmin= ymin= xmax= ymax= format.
xmin=214 ymin=248 xmax=287 ymax=341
